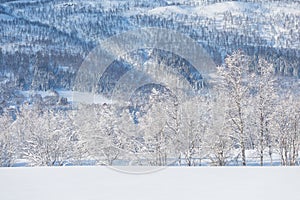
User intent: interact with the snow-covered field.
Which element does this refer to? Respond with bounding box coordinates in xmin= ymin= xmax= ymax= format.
xmin=0 ymin=166 xmax=299 ymax=200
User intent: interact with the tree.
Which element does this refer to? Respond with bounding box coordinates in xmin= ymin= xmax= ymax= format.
xmin=0 ymin=112 xmax=16 ymax=167
xmin=217 ymin=51 xmax=251 ymax=166
xmin=250 ymin=58 xmax=277 ymax=166
xmin=17 ymin=106 xmax=82 ymax=166
xmin=205 ymin=90 xmax=236 ymax=166
xmin=135 ymin=88 xmax=175 ymax=166
xmin=180 ymin=96 xmax=209 ymax=166
xmin=274 ymin=93 xmax=300 ymax=166
xmin=77 ymin=103 xmax=122 ymax=165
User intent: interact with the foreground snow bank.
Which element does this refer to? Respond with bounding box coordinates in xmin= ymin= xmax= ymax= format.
xmin=0 ymin=166 xmax=299 ymax=200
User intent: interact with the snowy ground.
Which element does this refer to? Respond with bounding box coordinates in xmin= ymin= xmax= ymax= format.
xmin=0 ymin=166 xmax=299 ymax=200
xmin=19 ymin=89 xmax=112 ymax=104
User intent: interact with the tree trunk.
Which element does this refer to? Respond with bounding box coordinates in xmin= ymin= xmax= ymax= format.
xmin=241 ymin=141 xmax=246 ymax=166
xmin=260 ymin=108 xmax=264 ymax=166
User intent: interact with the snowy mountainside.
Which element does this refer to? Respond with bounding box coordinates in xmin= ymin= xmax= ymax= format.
xmin=1 ymin=0 xmax=299 ymax=53
xmin=0 ymin=0 xmax=299 ymax=92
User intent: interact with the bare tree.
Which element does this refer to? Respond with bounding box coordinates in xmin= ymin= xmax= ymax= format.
xmin=0 ymin=112 xmax=16 ymax=167
xmin=206 ymin=90 xmax=236 ymax=166
xmin=274 ymin=94 xmax=300 ymax=166
xmin=250 ymin=58 xmax=277 ymax=166
xmin=17 ymin=106 xmax=82 ymax=166
xmin=180 ymin=96 xmax=209 ymax=166
xmin=77 ymin=104 xmax=122 ymax=166
xmin=217 ymin=51 xmax=250 ymax=166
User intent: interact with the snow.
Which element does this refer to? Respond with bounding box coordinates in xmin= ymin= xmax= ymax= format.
xmin=196 ymin=2 xmax=258 ymax=17
xmin=146 ymin=1 xmax=300 ymax=50
xmin=1 ymin=0 xmax=299 ymax=53
xmin=148 ymin=2 xmax=260 ymax=18
xmin=20 ymin=90 xmax=57 ymax=98
xmin=0 ymin=166 xmax=299 ymax=200
xmin=18 ymin=90 xmax=113 ymax=105
xmin=0 ymin=14 xmax=14 ymax=21
xmin=148 ymin=5 xmax=189 ymax=16
xmin=267 ymin=2 xmax=300 ymax=15
xmin=59 ymin=90 xmax=112 ymax=104
xmin=147 ymin=1 xmax=300 ymax=19
xmin=54 ymin=0 xmax=128 ymax=11
xmin=57 ymin=66 xmax=72 ymax=73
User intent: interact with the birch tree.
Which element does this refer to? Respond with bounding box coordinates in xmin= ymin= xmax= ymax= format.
xmin=217 ymin=51 xmax=250 ymax=166
xmin=274 ymin=94 xmax=300 ymax=166
xmin=206 ymin=90 xmax=236 ymax=166
xmin=250 ymin=58 xmax=277 ymax=166
xmin=17 ymin=106 xmax=82 ymax=166
xmin=180 ymin=96 xmax=209 ymax=166
xmin=77 ymin=104 xmax=122 ymax=165
xmin=0 ymin=112 xmax=16 ymax=167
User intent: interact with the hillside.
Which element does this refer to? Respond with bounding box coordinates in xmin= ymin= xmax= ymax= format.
xmin=0 ymin=0 xmax=299 ymax=92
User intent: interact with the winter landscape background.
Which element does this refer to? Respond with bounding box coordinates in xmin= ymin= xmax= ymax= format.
xmin=1 ymin=0 xmax=300 ymax=199
xmin=1 ymin=0 xmax=299 ymax=168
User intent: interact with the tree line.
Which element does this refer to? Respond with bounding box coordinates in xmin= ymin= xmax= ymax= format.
xmin=1 ymin=51 xmax=300 ymax=167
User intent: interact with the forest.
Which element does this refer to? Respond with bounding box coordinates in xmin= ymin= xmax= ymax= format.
xmin=1 ymin=51 xmax=300 ymax=167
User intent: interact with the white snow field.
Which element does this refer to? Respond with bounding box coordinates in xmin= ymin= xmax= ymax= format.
xmin=0 ymin=167 xmax=299 ymax=200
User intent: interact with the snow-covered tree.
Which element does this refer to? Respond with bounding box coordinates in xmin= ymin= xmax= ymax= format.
xmin=250 ymin=58 xmax=277 ymax=166
xmin=274 ymin=94 xmax=300 ymax=166
xmin=134 ymin=88 xmax=176 ymax=166
xmin=17 ymin=106 xmax=82 ymax=166
xmin=0 ymin=112 xmax=16 ymax=167
xmin=217 ymin=51 xmax=251 ymax=166
xmin=77 ymin=103 xmax=122 ymax=165
xmin=205 ymin=90 xmax=236 ymax=166
xmin=179 ymin=96 xmax=209 ymax=166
